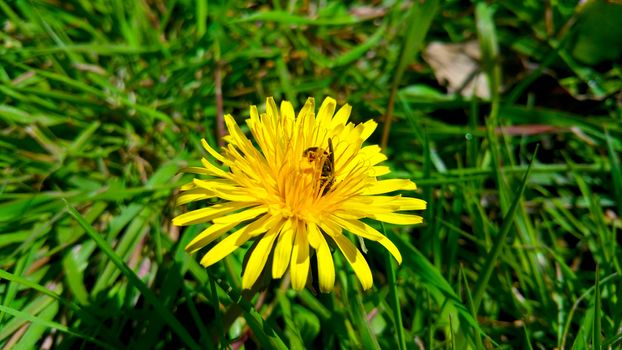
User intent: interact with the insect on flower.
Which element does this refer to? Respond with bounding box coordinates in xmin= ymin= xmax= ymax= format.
xmin=173 ymin=97 xmax=426 ymax=292
xmin=302 ymin=138 xmax=335 ymax=196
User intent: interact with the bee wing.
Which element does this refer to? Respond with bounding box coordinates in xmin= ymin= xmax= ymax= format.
xmin=328 ymin=138 xmax=335 ymax=165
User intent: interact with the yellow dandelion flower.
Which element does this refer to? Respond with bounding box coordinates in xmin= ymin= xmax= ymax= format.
xmin=173 ymin=97 xmax=426 ymax=292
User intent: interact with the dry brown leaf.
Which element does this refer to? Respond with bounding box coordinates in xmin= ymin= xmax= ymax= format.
xmin=423 ymin=40 xmax=490 ymax=99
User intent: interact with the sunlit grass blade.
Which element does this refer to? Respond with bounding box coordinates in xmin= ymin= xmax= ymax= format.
xmin=183 ymin=251 xmax=289 ymax=350
xmin=14 ymin=300 xmax=59 ymax=350
xmin=297 ymin=290 xmax=331 ymax=321
xmin=389 ymin=231 xmax=488 ymax=342
xmin=560 ymin=273 xmax=619 ymax=349
xmin=233 ymin=11 xmax=364 ymax=26
xmin=277 ymin=292 xmax=305 ymax=349
xmin=64 ymin=200 xmax=202 ymax=350
xmin=337 ymin=252 xmax=381 ymax=350
xmin=213 ymin=276 xmax=289 ymax=350
xmin=459 ymin=266 xmax=484 ymax=349
xmin=476 ymin=1 xmax=500 ymax=105
xmin=592 ymin=266 xmax=601 ymax=349
xmin=349 ymin=287 xmax=381 ymax=350
xmin=0 ymin=304 xmax=113 ymax=349
xmin=381 ymin=0 xmax=439 ymax=148
xmin=330 ymin=24 xmax=386 ymax=68
xmin=472 ymin=145 xmax=538 ymax=311
xmin=0 ymin=253 xmax=29 ymax=328
xmin=606 ymin=130 xmax=622 ymax=217
xmin=0 ymin=268 xmax=112 ymax=339
xmin=382 ymin=223 xmax=407 ymax=350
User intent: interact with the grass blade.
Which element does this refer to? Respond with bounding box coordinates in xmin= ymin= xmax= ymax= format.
xmin=472 ymin=145 xmax=539 ymax=311
xmin=64 ymin=200 xmax=202 ymax=350
xmin=382 ymin=224 xmax=407 ymax=350
xmin=592 ymin=266 xmax=601 ymax=349
xmin=606 ymin=130 xmax=622 ymax=216
xmin=389 ymin=232 xmax=488 ymax=341
xmin=0 ymin=304 xmax=112 ymax=349
xmin=381 ymin=0 xmax=439 ymax=148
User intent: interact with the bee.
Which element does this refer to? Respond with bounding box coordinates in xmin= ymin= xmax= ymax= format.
xmin=303 ymin=138 xmax=335 ymax=195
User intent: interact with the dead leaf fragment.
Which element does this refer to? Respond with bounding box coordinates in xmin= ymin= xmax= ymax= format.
xmin=424 ymin=40 xmax=490 ymax=99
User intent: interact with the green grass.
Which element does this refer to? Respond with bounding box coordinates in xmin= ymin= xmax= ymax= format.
xmin=1 ymin=0 xmax=622 ymax=348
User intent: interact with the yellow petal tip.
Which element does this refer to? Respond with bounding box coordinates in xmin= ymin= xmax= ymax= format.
xmin=199 ymin=256 xmax=212 ymax=268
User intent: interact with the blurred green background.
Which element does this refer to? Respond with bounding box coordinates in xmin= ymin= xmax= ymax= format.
xmin=1 ymin=0 xmax=622 ymax=349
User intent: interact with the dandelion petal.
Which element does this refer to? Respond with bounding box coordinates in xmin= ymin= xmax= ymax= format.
xmin=174 ymin=96 xmax=425 ymax=292
xmin=373 ymin=212 xmax=424 ymax=225
xmin=316 ymin=233 xmax=335 ymax=293
xmin=272 ymin=220 xmax=294 ymax=278
xmin=332 ymin=235 xmax=373 ymax=290
xmin=200 ymin=226 xmax=253 ymax=267
xmin=172 ymin=202 xmax=252 ymax=226
xmin=242 ymin=226 xmax=281 ymax=289
xmin=185 ymin=221 xmax=238 ymax=253
xmin=290 ymin=227 xmax=310 ymax=291
xmin=363 ymin=179 xmax=417 ymax=195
